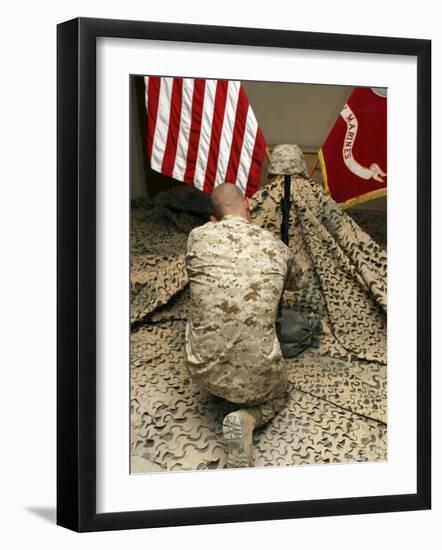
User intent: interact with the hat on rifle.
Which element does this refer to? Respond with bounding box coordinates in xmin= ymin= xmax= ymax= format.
xmin=268 ymin=144 xmax=308 ymax=177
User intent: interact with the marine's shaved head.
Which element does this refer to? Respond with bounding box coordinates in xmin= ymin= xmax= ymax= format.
xmin=209 ymin=183 xmax=250 ymax=221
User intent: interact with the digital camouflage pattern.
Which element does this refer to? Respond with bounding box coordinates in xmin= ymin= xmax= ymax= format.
xmin=130 ymin=173 xmax=387 ymax=471
xmin=185 ymin=215 xmax=308 ymax=405
xmin=268 ymin=144 xmax=309 ymax=176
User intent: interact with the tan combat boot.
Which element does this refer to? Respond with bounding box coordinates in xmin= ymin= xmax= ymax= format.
xmin=222 ymin=410 xmax=258 ymax=468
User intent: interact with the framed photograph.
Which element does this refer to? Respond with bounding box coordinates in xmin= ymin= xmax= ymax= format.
xmin=57 ymin=17 xmax=431 ymax=532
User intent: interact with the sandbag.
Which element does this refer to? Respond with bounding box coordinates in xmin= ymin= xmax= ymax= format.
xmin=277 ymin=308 xmax=322 ymax=358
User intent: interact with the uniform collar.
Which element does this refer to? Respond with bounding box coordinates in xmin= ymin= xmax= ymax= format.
xmin=222 ymin=215 xmax=250 ymax=224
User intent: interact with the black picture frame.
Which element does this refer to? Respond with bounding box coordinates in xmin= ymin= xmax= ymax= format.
xmin=57 ymin=17 xmax=431 ymax=532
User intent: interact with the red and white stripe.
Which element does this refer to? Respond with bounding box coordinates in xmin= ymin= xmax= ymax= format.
xmin=144 ymin=77 xmax=266 ymax=197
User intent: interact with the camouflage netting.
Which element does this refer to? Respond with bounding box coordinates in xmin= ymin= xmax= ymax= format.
xmin=130 ymin=177 xmax=387 ymax=471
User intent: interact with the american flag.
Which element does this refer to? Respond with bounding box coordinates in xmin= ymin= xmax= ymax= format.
xmin=144 ymin=77 xmax=267 ymax=197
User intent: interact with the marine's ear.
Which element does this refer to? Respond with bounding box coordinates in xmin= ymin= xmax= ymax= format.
xmin=210 ymin=214 xmax=218 ymax=223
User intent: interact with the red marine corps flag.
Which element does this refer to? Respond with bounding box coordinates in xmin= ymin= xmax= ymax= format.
xmin=144 ymin=77 xmax=267 ymax=197
xmin=318 ymin=87 xmax=387 ymax=208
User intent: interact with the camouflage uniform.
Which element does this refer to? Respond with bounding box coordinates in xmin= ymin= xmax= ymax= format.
xmin=184 ymin=214 xmax=307 ymax=426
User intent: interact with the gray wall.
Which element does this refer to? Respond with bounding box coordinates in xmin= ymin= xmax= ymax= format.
xmin=242 ymin=80 xmax=353 ymax=151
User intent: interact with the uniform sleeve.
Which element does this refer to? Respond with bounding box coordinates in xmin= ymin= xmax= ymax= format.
xmin=185 ymin=229 xmax=197 ymax=268
xmin=186 ymin=229 xmax=194 ymax=253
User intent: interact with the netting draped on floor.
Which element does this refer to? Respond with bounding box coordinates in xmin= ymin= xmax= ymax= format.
xmin=130 ymin=176 xmax=387 ymax=471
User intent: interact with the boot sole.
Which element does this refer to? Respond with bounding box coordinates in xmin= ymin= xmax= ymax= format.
xmin=223 ymin=413 xmax=252 ymax=468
